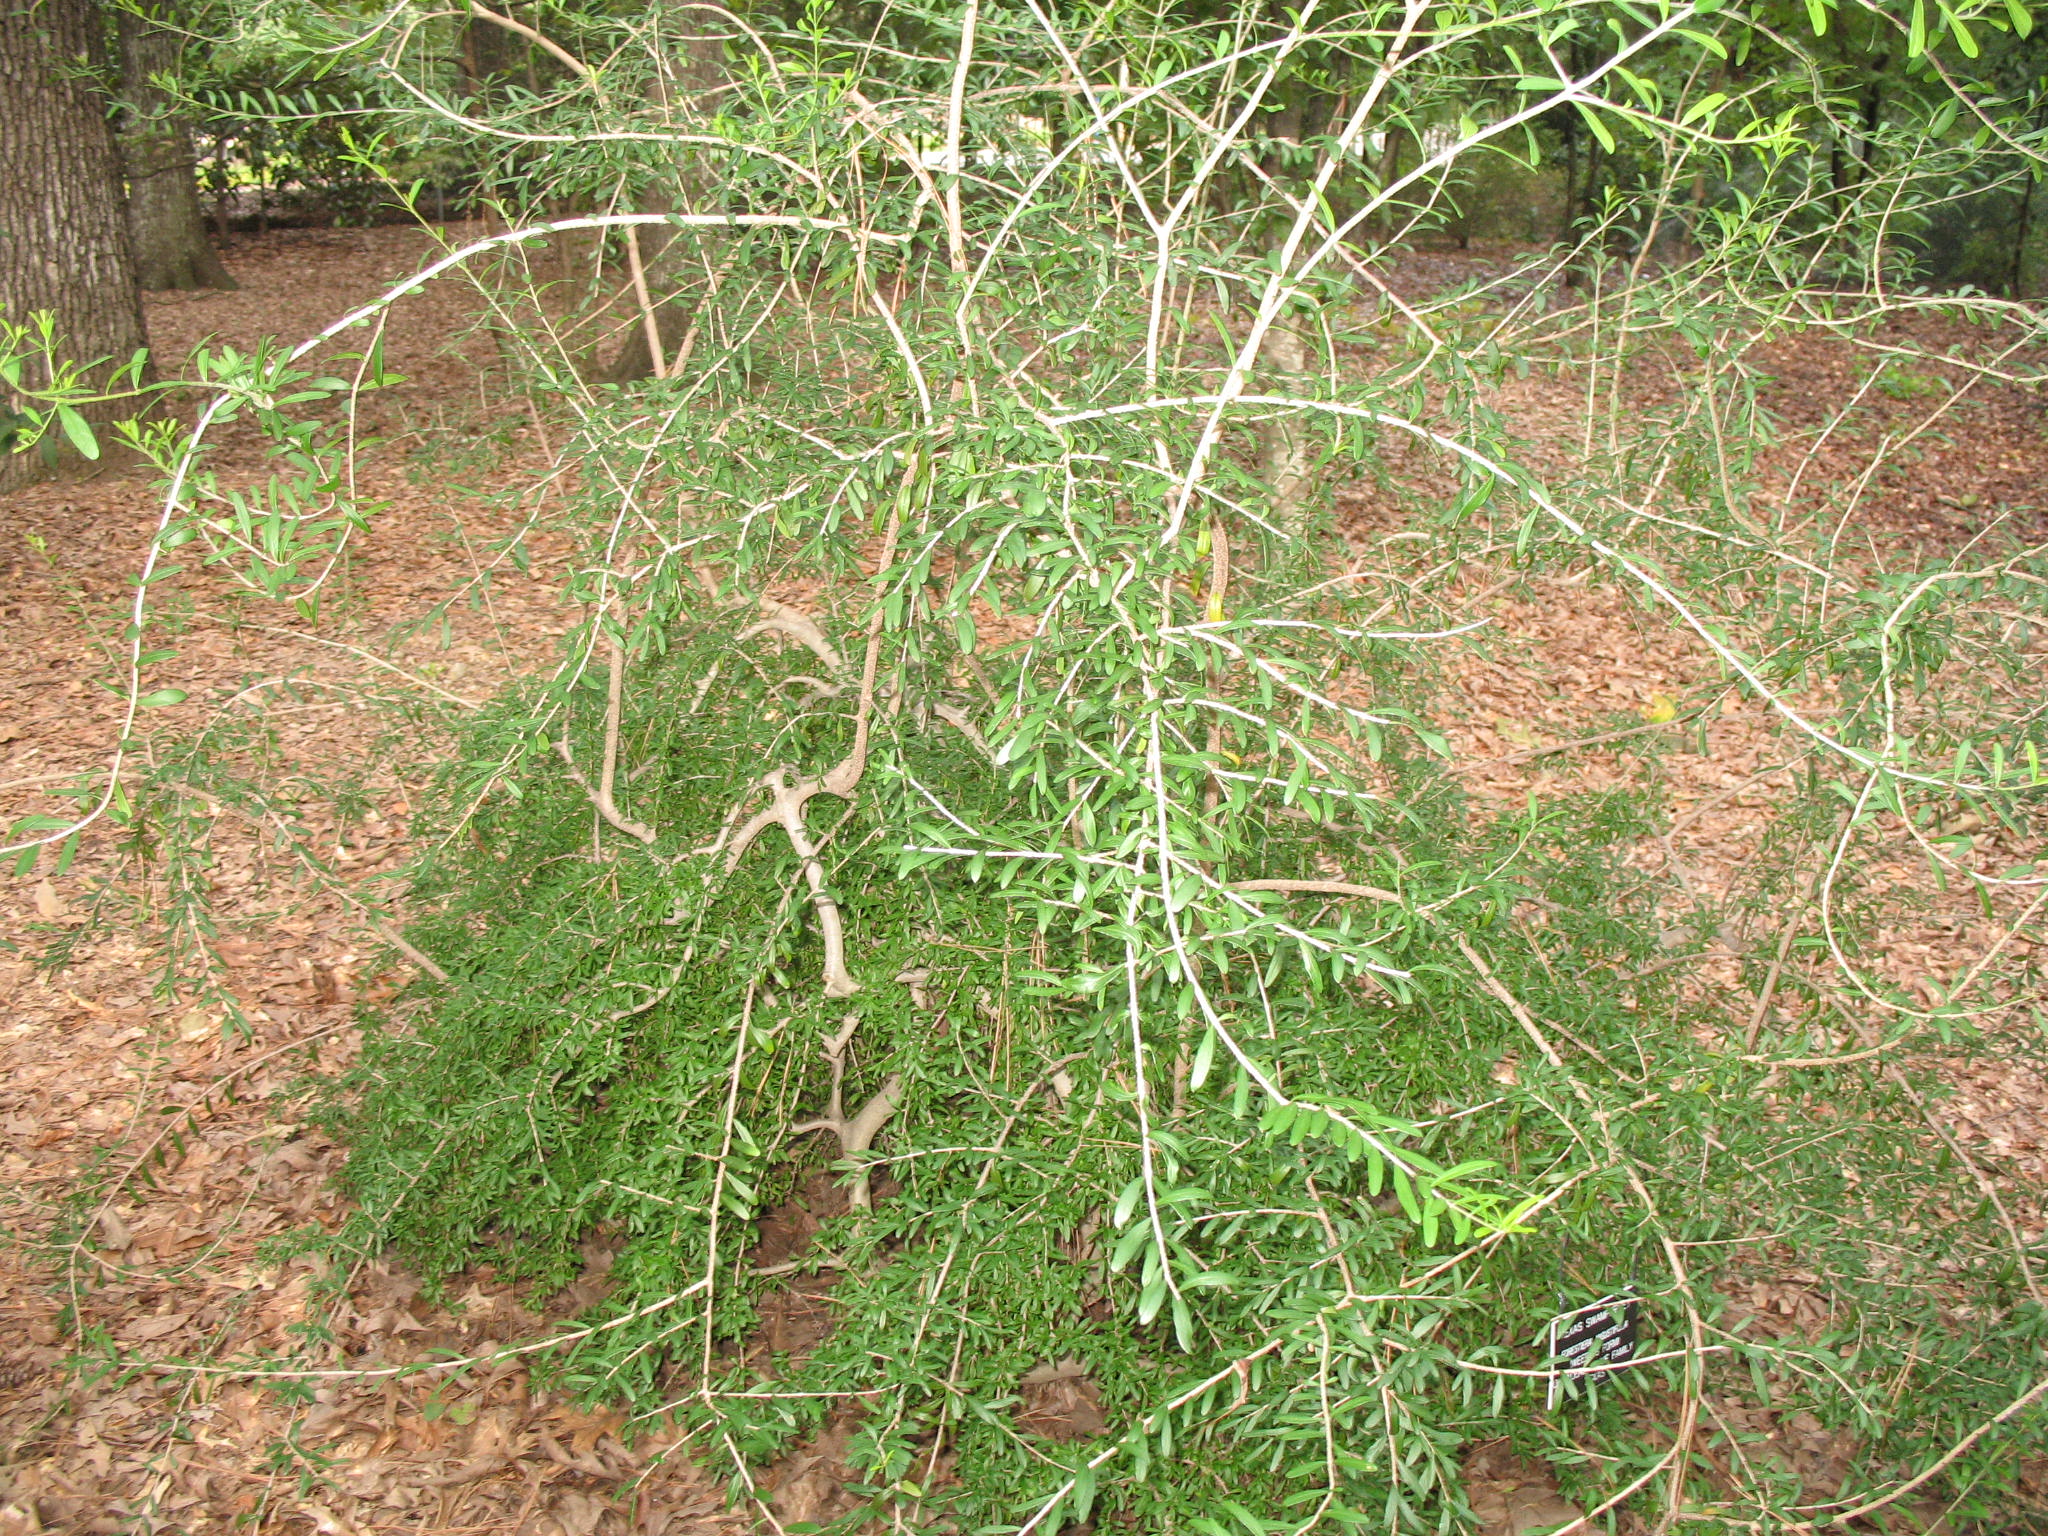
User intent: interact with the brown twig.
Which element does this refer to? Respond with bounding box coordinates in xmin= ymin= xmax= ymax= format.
xmin=366 ymin=915 xmax=452 ymax=984
xmin=931 ymin=701 xmax=992 ymax=759
xmin=0 ymin=768 xmax=89 ymax=793
xmin=1746 ymin=881 xmax=1816 ymax=1048
xmin=1628 ymin=940 xmax=1744 ymax=982
xmin=698 ymin=516 xmax=902 ymax=999
xmin=829 ymin=513 xmax=902 ymax=799
xmin=557 ymin=635 xmax=657 ymax=845
xmin=742 ymin=599 xmax=846 ymax=674
xmin=600 ymin=633 xmax=631 ymax=813
xmin=790 ymin=1013 xmax=904 ymax=1210
xmin=623 ymin=227 xmax=668 ymax=380
xmin=1455 ymin=935 xmax=1621 ymax=1084
xmin=1231 ymin=877 xmax=1402 ymax=903
xmin=721 ymin=766 xmax=860 ymax=996
xmin=468 ymin=2 xmax=596 ymax=86
xmin=1204 ymin=517 xmax=1231 ymax=816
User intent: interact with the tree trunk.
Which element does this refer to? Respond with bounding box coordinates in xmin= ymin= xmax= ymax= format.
xmin=597 ymin=10 xmax=728 ymax=383
xmin=2012 ymin=171 xmax=2035 ymax=299
xmin=1376 ymin=122 xmax=1406 ymax=241
xmin=0 ymin=0 xmax=148 ymax=488
xmin=1257 ymin=100 xmax=1315 ymax=536
xmin=117 ymin=4 xmax=235 ymax=291
xmin=1857 ymin=75 xmax=1884 ymax=173
xmin=1560 ymin=114 xmax=1577 ymax=244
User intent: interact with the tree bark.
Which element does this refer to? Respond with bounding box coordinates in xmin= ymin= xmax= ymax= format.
xmin=116 ymin=4 xmax=236 ymax=291
xmin=2012 ymin=171 xmax=2035 ymax=299
xmin=1258 ymin=100 xmax=1315 ymax=536
xmin=0 ymin=0 xmax=149 ymax=488
xmin=1560 ymin=112 xmax=1577 ymax=244
xmin=597 ymin=9 xmax=727 ymax=383
xmin=1376 ymin=122 xmax=1407 ymax=241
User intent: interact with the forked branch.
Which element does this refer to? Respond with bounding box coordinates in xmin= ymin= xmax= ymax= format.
xmin=791 ymin=1013 xmax=904 ymax=1210
xmin=931 ymin=700 xmax=992 ymax=760
xmin=698 ymin=516 xmax=901 ymax=999
xmin=721 ymin=766 xmax=860 ymax=997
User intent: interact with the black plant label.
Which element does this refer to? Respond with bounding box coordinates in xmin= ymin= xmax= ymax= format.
xmin=1544 ymin=1292 xmax=1639 ymax=1405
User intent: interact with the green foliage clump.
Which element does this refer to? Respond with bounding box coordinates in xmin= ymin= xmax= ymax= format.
xmin=331 ymin=557 xmax=2048 ymax=1531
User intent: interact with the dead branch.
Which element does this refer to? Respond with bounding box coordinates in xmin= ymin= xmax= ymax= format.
xmin=696 ymin=519 xmax=902 ymax=999
xmin=790 ymin=1013 xmax=904 ymax=1210
xmin=753 ymin=1254 xmax=850 ymax=1278
xmin=1230 ymin=877 xmax=1403 ymax=903
xmin=608 ymin=955 xmax=692 ymax=1022
xmin=820 ymin=517 xmax=898 ymax=799
xmin=1456 ymin=933 xmax=1618 ymax=1074
xmin=742 ymin=600 xmax=846 ymax=674
xmin=692 ymin=563 xmax=848 ymax=675
xmin=1203 ymin=516 xmax=1231 ymax=816
xmin=556 ymin=636 xmax=657 ymax=846
xmin=1470 ymin=708 xmax=1708 ymax=769
xmin=719 ymin=766 xmax=860 ymax=996
xmin=366 ymin=915 xmax=452 ymax=984
xmin=468 ymin=2 xmax=594 ymax=87
xmin=600 ymin=634 xmax=631 ymax=812
xmin=623 ymin=227 xmax=668 ymax=379
xmin=771 ymin=673 xmax=842 ymax=707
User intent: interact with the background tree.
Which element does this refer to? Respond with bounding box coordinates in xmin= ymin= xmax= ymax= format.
xmin=116 ymin=1 xmax=237 ymax=291
xmin=589 ymin=3 xmax=735 ymax=382
xmin=0 ymin=0 xmax=147 ymax=486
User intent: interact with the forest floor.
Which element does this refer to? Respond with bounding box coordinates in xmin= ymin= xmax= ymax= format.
xmin=0 ymin=225 xmax=2043 ymax=1536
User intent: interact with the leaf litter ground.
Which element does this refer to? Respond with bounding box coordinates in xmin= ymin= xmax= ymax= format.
xmin=0 ymin=230 xmax=2044 ymax=1533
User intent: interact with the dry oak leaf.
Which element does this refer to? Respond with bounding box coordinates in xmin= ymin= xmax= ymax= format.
xmin=542 ymin=1490 xmax=611 ymax=1536
xmin=299 ymin=1501 xmax=364 ymax=1536
xmin=123 ymin=1312 xmax=190 ymax=1342
xmin=1018 ymin=1358 xmax=1107 ymax=1441
xmin=1467 ymin=1481 xmax=1590 ymax=1536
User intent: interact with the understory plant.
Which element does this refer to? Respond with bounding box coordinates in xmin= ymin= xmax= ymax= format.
xmin=11 ymin=0 xmax=2048 ymax=1528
